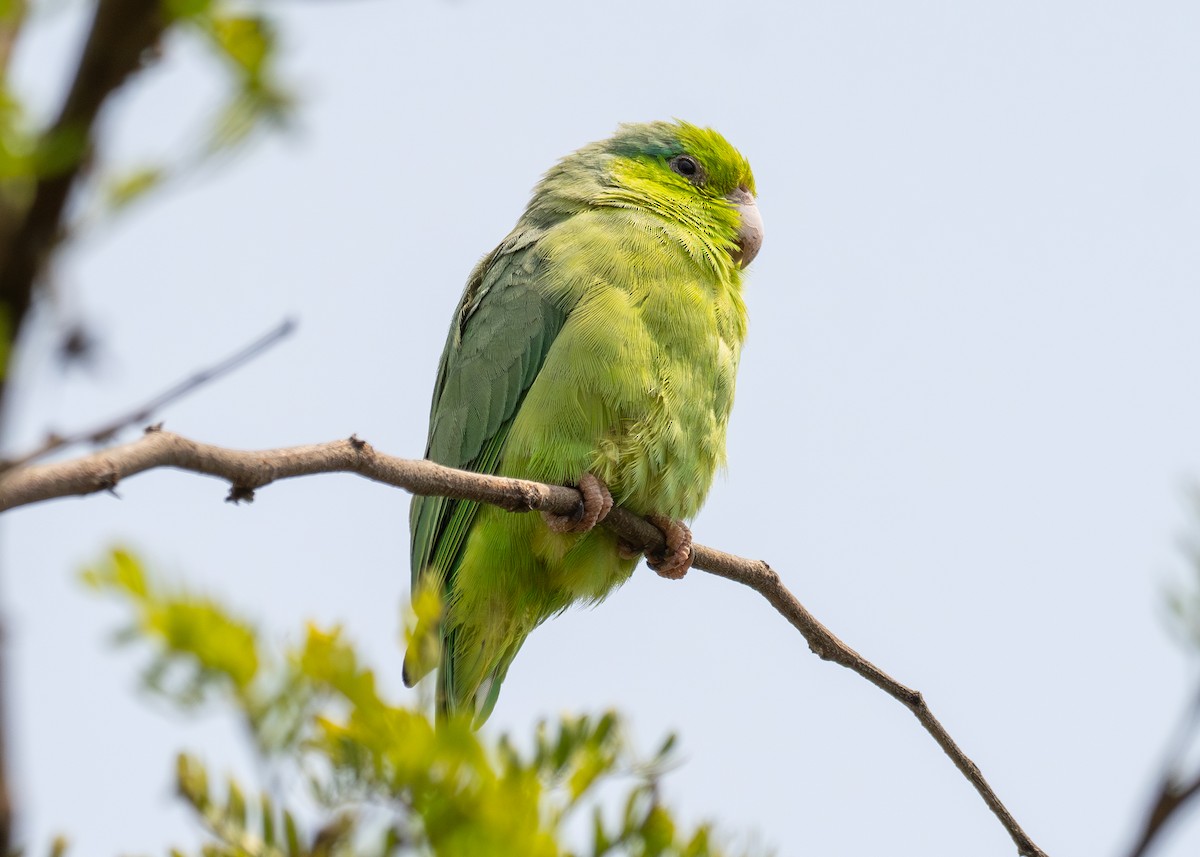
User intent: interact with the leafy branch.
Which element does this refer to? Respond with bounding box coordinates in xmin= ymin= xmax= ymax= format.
xmin=0 ymin=0 xmax=167 ymax=380
xmin=84 ymin=549 xmax=736 ymax=857
xmin=5 ymin=430 xmax=1048 ymax=857
xmin=0 ymin=0 xmax=293 ymax=388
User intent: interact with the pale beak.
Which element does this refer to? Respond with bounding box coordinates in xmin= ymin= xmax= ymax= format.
xmin=726 ymin=186 xmax=763 ymax=268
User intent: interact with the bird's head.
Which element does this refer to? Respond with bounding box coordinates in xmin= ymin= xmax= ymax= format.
xmin=532 ymin=120 xmax=763 ymax=270
xmin=602 ymin=120 xmax=761 ymax=268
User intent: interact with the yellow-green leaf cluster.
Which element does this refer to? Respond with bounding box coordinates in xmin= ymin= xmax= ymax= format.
xmin=83 ymin=549 xmax=756 ymax=857
xmin=82 ymin=548 xmax=259 ymax=703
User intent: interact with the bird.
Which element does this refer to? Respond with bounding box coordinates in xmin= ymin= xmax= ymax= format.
xmin=404 ymin=120 xmax=763 ymax=725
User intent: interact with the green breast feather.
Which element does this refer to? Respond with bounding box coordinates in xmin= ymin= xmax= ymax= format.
xmin=406 ymin=120 xmax=760 ymax=725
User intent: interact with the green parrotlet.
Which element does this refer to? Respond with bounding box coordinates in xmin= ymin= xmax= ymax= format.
xmin=404 ymin=120 xmax=762 ymax=725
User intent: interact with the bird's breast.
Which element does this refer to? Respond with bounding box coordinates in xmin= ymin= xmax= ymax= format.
xmin=503 ymin=214 xmax=746 ymax=519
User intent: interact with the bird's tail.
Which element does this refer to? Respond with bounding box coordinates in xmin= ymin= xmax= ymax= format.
xmin=434 ymin=629 xmax=524 ymax=729
xmin=405 ymin=579 xmax=527 ymax=728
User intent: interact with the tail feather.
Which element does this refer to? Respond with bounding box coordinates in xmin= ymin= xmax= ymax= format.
xmin=426 ymin=629 xmax=526 ymax=729
xmin=435 ymin=629 xmax=456 ymax=725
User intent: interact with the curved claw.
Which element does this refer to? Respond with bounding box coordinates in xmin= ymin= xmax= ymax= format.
xmin=644 ymin=515 xmax=693 ymax=580
xmin=541 ymin=473 xmax=613 ymax=534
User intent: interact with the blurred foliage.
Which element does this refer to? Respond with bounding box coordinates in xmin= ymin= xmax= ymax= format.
xmin=102 ymin=164 xmax=166 ymax=213
xmin=99 ymin=0 xmax=293 ymax=214
xmin=0 ymin=304 xmax=9 ymax=378
xmin=0 ymin=0 xmax=295 ymax=388
xmin=168 ymin=0 xmax=292 ymax=154
xmin=82 ymin=548 xmax=749 ymax=857
xmin=0 ymin=0 xmax=292 ymax=216
xmin=1167 ymin=491 xmax=1200 ymax=655
xmin=0 ymin=86 xmax=33 ymax=186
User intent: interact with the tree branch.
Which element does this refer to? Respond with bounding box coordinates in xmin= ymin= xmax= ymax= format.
xmin=1124 ymin=687 xmax=1200 ymax=857
xmin=1126 ymin=771 xmax=1200 ymax=857
xmin=0 ymin=429 xmax=1048 ymax=857
xmin=0 ymin=0 xmax=166 ymax=379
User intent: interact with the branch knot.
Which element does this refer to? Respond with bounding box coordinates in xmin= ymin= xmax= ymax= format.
xmin=225 ymin=485 xmax=255 ymax=504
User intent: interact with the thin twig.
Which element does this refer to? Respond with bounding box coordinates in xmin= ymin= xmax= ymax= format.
xmin=1126 ymin=773 xmax=1200 ymax=857
xmin=0 ymin=317 xmax=296 ymax=473
xmin=0 ymin=429 xmax=1048 ymax=856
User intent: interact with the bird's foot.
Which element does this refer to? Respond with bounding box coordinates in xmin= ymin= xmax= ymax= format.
xmin=542 ymin=472 xmax=613 ymax=534
xmin=633 ymin=515 xmax=693 ymax=580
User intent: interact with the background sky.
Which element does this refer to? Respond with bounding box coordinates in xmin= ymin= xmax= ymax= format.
xmin=4 ymin=1 xmax=1200 ymax=855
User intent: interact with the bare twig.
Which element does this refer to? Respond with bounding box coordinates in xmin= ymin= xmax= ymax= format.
xmin=0 ymin=317 xmax=295 ymax=473
xmin=1127 ymin=773 xmax=1200 ymax=857
xmin=0 ymin=430 xmax=1048 ymax=856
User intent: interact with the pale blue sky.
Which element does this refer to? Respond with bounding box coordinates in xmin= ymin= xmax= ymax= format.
xmin=5 ymin=1 xmax=1200 ymax=855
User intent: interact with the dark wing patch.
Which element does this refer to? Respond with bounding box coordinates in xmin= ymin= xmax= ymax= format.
xmin=408 ymin=232 xmax=569 ymax=697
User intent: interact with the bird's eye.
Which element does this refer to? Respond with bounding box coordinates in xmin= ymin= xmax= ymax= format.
xmin=669 ymin=155 xmax=701 ymax=181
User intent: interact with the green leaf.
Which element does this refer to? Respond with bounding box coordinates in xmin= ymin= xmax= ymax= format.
xmin=80 ymin=547 xmax=149 ymax=597
xmin=0 ymin=86 xmax=35 ymax=183
xmin=260 ymin=793 xmax=275 ymax=847
xmin=207 ymin=86 xmax=291 ymax=152
xmin=640 ymin=804 xmax=675 ymax=855
xmin=163 ymin=0 xmax=213 ymax=21
xmin=283 ymin=810 xmax=300 ymax=857
xmin=176 ymin=753 xmax=210 ymax=811
xmin=591 ymin=806 xmax=612 ymax=856
xmin=225 ymin=779 xmax=246 ymax=831
xmin=104 ymin=166 xmax=165 ymax=212
xmin=211 ymin=15 xmax=273 ymax=79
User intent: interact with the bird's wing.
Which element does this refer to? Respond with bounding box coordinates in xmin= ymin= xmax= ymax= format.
xmin=407 ymin=228 xmax=568 ymax=686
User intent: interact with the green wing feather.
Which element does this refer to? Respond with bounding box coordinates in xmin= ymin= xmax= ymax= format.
xmin=406 ymin=228 xmax=568 ymax=712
